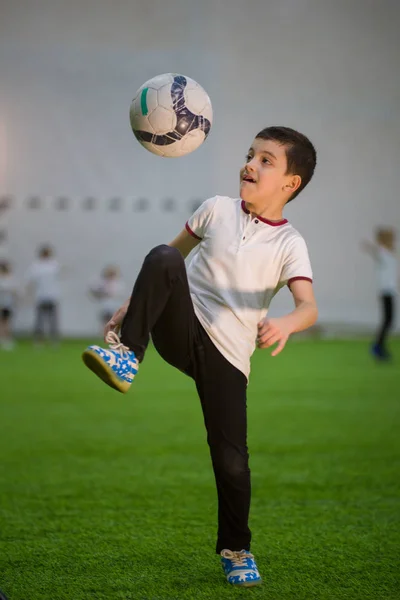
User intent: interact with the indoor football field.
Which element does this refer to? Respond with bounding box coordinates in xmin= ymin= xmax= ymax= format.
xmin=1 ymin=339 xmax=399 ymax=600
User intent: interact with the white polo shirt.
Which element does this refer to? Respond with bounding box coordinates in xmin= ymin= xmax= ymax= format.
xmin=376 ymin=246 xmax=397 ymax=295
xmin=26 ymin=258 xmax=61 ymax=303
xmin=185 ymin=195 xmax=313 ymax=379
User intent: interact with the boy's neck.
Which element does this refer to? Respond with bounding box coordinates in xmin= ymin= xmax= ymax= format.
xmin=245 ymin=199 xmax=286 ymax=222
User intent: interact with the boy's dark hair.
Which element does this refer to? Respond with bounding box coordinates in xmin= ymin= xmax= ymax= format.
xmin=255 ymin=126 xmax=317 ymax=202
xmin=38 ymin=245 xmax=53 ymax=259
xmin=376 ymin=227 xmax=395 ymax=248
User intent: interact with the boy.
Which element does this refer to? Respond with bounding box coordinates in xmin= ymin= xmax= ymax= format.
xmin=83 ymin=126 xmax=318 ymax=587
xmin=25 ymin=245 xmax=61 ymax=345
xmin=0 ymin=261 xmax=18 ymax=350
xmin=362 ymin=228 xmax=397 ymax=360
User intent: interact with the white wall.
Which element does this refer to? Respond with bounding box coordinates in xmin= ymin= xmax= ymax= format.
xmin=1 ymin=0 xmax=399 ymax=334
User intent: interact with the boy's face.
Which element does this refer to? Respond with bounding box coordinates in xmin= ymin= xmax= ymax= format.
xmin=240 ymin=138 xmax=300 ymax=208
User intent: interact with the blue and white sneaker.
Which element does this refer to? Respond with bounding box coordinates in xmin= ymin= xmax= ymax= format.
xmin=82 ymin=331 xmax=138 ymax=393
xmin=220 ymin=549 xmax=262 ymax=587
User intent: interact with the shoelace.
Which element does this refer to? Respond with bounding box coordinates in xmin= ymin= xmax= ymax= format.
xmin=105 ymin=331 xmax=131 ymax=359
xmin=221 ymin=550 xmax=254 ymax=567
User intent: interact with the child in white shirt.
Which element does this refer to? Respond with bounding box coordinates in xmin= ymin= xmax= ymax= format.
xmin=363 ymin=228 xmax=398 ymax=360
xmin=0 ymin=261 xmax=18 ymax=350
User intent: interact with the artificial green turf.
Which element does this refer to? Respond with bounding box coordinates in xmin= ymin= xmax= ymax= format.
xmin=0 ymin=339 xmax=399 ymax=600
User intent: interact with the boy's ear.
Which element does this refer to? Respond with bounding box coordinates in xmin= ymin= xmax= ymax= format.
xmin=284 ymin=174 xmax=301 ymax=194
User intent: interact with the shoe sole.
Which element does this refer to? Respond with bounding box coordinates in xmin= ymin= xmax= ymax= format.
xmin=229 ymin=580 xmax=262 ymax=588
xmin=82 ymin=349 xmax=131 ymax=394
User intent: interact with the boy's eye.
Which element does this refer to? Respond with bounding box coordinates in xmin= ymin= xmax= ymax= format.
xmin=245 ymin=154 xmax=252 ymax=162
xmin=262 ymin=157 xmax=271 ymax=164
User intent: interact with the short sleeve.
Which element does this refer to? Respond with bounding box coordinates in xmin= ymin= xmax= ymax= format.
xmin=377 ymin=247 xmax=385 ymax=264
xmin=280 ymin=236 xmax=313 ymax=288
xmin=185 ymin=196 xmax=218 ymax=241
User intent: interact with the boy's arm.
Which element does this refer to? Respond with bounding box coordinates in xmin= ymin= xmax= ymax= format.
xmin=168 ymin=228 xmax=201 ymax=258
xmin=361 ymin=240 xmax=379 ymax=260
xmin=257 ymin=280 xmax=318 ymax=356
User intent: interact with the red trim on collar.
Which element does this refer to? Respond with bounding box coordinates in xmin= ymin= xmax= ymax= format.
xmin=241 ymin=200 xmax=250 ymax=214
xmin=185 ymin=222 xmax=202 ymax=240
xmin=240 ymin=200 xmax=288 ymax=226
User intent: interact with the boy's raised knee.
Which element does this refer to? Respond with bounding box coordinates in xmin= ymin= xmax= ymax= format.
xmin=145 ymin=245 xmax=183 ymax=270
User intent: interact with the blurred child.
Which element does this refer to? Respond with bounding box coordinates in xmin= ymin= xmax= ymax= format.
xmin=89 ymin=266 xmax=126 ymax=331
xmin=0 ymin=261 xmax=18 ymax=350
xmin=25 ymin=245 xmax=61 ymax=345
xmin=363 ymin=228 xmax=398 ymax=360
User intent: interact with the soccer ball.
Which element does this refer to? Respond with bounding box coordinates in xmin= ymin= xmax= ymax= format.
xmin=130 ymin=73 xmax=213 ymax=158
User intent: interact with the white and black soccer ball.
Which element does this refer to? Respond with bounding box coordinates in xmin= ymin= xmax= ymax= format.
xmin=130 ymin=73 xmax=213 ymax=158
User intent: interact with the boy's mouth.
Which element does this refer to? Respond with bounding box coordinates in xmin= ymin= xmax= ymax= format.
xmin=242 ymin=174 xmax=256 ymax=183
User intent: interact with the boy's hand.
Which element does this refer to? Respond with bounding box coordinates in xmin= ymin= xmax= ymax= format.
xmin=257 ymin=317 xmax=292 ymax=356
xmin=104 ymin=300 xmax=130 ymax=341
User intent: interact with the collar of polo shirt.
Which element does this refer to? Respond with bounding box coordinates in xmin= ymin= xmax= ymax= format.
xmin=241 ymin=200 xmax=288 ymax=227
